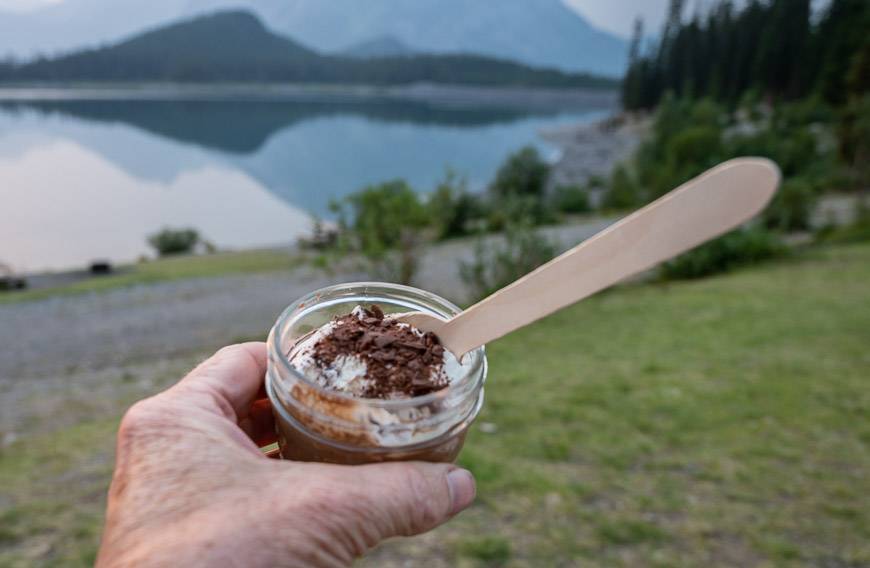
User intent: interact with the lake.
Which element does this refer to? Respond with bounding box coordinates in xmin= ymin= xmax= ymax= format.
xmin=0 ymin=86 xmax=615 ymax=273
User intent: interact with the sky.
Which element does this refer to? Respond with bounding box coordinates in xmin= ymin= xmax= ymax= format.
xmin=0 ymin=0 xmax=61 ymax=11
xmin=0 ymin=0 xmax=828 ymax=40
xmin=0 ymin=0 xmax=667 ymax=38
xmin=564 ymin=0 xmax=669 ymax=38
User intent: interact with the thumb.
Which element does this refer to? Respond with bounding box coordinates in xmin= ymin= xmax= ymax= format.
xmin=300 ymin=462 xmax=475 ymax=555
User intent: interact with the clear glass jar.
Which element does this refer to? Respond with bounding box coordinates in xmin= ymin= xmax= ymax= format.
xmin=266 ymin=282 xmax=487 ymax=465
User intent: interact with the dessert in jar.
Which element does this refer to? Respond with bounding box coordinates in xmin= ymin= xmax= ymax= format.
xmin=266 ymin=282 xmax=487 ymax=465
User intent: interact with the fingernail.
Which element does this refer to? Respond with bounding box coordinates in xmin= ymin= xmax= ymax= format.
xmin=447 ymin=468 xmax=476 ymax=515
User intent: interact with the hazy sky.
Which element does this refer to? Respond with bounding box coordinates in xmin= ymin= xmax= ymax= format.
xmin=565 ymin=0 xmax=669 ymax=38
xmin=6 ymin=0 xmax=825 ymax=40
xmin=0 ymin=0 xmax=668 ymax=38
xmin=0 ymin=0 xmax=61 ymax=11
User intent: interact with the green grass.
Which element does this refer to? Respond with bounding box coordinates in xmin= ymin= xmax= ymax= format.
xmin=395 ymin=243 xmax=870 ymax=566
xmin=0 ymin=249 xmax=301 ymax=305
xmin=0 ymin=419 xmax=118 ymax=567
xmin=2 ymin=243 xmax=870 ymax=567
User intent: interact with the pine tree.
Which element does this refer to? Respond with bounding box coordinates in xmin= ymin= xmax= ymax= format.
xmin=755 ymin=0 xmax=810 ymax=99
xmin=816 ymin=0 xmax=870 ymax=105
xmin=621 ymin=17 xmax=645 ymax=108
xmin=621 ymin=0 xmax=866 ymax=111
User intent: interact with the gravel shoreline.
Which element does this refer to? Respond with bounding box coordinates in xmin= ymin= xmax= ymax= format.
xmin=541 ymin=114 xmax=649 ymax=206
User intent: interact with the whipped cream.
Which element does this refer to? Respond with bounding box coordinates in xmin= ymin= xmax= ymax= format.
xmin=288 ymin=306 xmax=464 ymax=398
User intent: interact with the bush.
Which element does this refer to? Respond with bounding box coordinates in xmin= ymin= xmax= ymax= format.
xmin=298 ymin=218 xmax=339 ymax=251
xmin=485 ymin=193 xmax=555 ymax=232
xmin=552 ymin=184 xmax=591 ymax=214
xmin=147 ymin=228 xmax=200 ymax=256
xmin=604 ymin=96 xmax=849 ymax=224
xmin=332 ymin=179 xmax=430 ymax=284
xmin=490 ymin=145 xmax=550 ymax=200
xmin=603 ymin=165 xmax=643 ymax=210
xmin=838 ymin=94 xmax=870 ymax=190
xmin=460 ymin=222 xmax=558 ymax=301
xmin=818 ymin=198 xmax=870 ymax=244
xmin=763 ymin=177 xmax=817 ymax=232
xmin=485 ymin=146 xmax=554 ymax=227
xmin=667 ymin=126 xmax=724 ymax=170
xmin=427 ymin=171 xmax=486 ymax=240
xmin=660 ymin=227 xmax=786 ymax=280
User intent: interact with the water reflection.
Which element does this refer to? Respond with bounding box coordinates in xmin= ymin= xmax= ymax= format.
xmin=1 ymin=98 xmax=564 ymax=154
xmin=0 ymin=140 xmax=312 ymax=273
xmin=0 ymin=94 xmax=613 ymax=272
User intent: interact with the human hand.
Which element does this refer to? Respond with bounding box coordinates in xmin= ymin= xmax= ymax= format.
xmin=96 ymin=343 xmax=476 ymax=567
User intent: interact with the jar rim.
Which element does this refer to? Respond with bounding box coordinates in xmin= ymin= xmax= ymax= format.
xmin=269 ymin=281 xmax=486 ymax=410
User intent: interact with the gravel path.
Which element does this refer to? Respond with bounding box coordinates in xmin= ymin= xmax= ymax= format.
xmin=0 ymin=267 xmax=361 ymax=380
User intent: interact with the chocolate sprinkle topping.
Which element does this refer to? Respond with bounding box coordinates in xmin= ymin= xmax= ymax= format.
xmin=311 ymin=305 xmax=448 ymax=399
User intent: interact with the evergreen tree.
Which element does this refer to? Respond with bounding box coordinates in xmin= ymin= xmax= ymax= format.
xmin=621 ymin=0 xmax=867 ymax=110
xmin=815 ymin=0 xmax=870 ymax=105
xmin=621 ymin=17 xmax=645 ymax=108
xmin=755 ymin=0 xmax=810 ymax=99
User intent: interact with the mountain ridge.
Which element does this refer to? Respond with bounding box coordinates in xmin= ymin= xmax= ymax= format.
xmin=0 ymin=10 xmax=618 ymax=88
xmin=0 ymin=0 xmax=627 ymax=76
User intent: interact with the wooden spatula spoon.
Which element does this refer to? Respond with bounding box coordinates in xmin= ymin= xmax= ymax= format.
xmin=396 ymin=157 xmax=781 ymax=359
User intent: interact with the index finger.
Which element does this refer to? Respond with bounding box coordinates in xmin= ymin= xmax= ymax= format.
xmin=171 ymin=342 xmax=268 ymax=423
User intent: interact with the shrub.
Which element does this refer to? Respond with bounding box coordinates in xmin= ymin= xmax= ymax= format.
xmin=667 ymin=126 xmax=724 ymax=169
xmin=818 ymin=198 xmax=870 ymax=244
xmin=838 ymin=94 xmax=870 ymax=190
xmin=552 ymin=184 xmax=591 ymax=214
xmin=427 ymin=171 xmax=486 ymax=240
xmin=490 ymin=145 xmax=550 ymax=200
xmin=660 ymin=227 xmax=787 ymax=280
xmin=763 ymin=177 xmax=817 ymax=232
xmin=486 ymin=146 xmax=554 ymax=227
xmin=147 ymin=228 xmax=199 ymax=256
xmin=606 ymin=96 xmax=850 ymax=221
xmin=603 ymin=164 xmax=643 ymax=210
xmin=460 ymin=222 xmax=557 ymax=301
xmin=298 ymin=218 xmax=339 ymax=251
xmin=485 ymin=193 xmax=555 ymax=232
xmin=332 ymin=179 xmax=430 ymax=284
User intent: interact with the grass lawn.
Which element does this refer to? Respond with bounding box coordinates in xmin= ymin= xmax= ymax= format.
xmin=2 ymin=243 xmax=869 ymax=567
xmin=0 ymin=249 xmax=301 ymax=305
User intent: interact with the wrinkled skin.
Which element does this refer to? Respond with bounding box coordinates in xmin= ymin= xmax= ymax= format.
xmin=96 ymin=343 xmax=475 ymax=568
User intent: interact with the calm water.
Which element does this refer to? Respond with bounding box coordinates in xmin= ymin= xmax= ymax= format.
xmin=0 ymin=93 xmax=613 ymax=273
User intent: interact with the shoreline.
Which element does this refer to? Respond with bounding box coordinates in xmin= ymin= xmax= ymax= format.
xmin=0 ymin=82 xmax=618 ymax=110
xmin=540 ymin=113 xmax=649 ymax=206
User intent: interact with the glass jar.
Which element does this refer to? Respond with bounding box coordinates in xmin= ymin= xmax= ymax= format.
xmin=266 ymin=282 xmax=487 ymax=465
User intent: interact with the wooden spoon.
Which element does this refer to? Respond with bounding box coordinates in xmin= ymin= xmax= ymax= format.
xmin=395 ymin=157 xmax=781 ymax=358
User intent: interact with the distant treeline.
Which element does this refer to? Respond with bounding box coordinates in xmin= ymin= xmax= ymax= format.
xmin=0 ymin=10 xmax=616 ymax=89
xmin=622 ymin=0 xmax=870 ymax=109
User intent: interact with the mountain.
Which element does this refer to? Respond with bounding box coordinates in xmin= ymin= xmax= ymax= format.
xmin=0 ymin=10 xmax=617 ymax=88
xmin=255 ymin=0 xmax=628 ymax=77
xmin=0 ymin=0 xmax=628 ymax=77
xmin=340 ymin=35 xmax=417 ymax=59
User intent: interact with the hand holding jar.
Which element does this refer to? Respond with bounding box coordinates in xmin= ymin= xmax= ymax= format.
xmin=96 ymin=342 xmax=476 ymax=568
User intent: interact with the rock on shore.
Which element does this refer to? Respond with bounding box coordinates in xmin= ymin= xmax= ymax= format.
xmin=541 ymin=114 xmax=649 ymax=207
